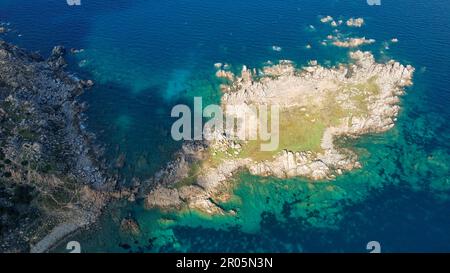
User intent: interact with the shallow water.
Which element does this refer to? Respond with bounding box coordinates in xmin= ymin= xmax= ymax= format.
xmin=1 ymin=0 xmax=449 ymax=252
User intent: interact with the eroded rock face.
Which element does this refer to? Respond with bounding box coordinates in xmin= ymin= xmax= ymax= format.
xmin=145 ymin=50 xmax=414 ymax=215
xmin=0 ymin=41 xmax=112 ymax=252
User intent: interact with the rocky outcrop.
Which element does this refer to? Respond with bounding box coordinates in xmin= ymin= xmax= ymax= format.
xmin=321 ymin=16 xmax=364 ymax=28
xmin=145 ymin=50 xmax=414 ymax=215
xmin=320 ymin=16 xmax=343 ymax=28
xmin=332 ymin=37 xmax=375 ymax=48
xmin=120 ymin=217 xmax=140 ymax=236
xmin=320 ymin=16 xmax=334 ymax=23
xmin=346 ymin=18 xmax=364 ymax=27
xmin=0 ymin=40 xmax=113 ymax=252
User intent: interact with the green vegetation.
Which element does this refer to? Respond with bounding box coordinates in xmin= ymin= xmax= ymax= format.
xmin=18 ymin=129 xmax=37 ymax=141
xmin=173 ymin=161 xmax=202 ymax=189
xmin=38 ymin=179 xmax=80 ymax=210
xmin=203 ymin=147 xmax=237 ymax=168
xmin=341 ymin=76 xmax=380 ymax=115
xmin=38 ymin=163 xmax=55 ymax=174
xmin=239 ymin=108 xmax=327 ymax=161
xmin=12 ymin=184 xmax=35 ymax=204
xmin=238 ymin=90 xmax=347 ymax=161
xmin=206 ymin=78 xmax=380 ymax=163
xmin=169 ymin=77 xmax=381 ymax=189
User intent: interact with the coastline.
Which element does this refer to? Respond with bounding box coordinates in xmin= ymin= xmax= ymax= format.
xmin=1 ymin=0 xmax=448 ymax=253
xmin=0 ymin=40 xmax=114 ymax=252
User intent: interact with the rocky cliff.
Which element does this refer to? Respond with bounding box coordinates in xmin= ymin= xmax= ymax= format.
xmin=0 ymin=41 xmax=113 ymax=252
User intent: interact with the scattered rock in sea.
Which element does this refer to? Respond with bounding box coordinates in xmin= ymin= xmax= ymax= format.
xmin=346 ymin=17 xmax=364 ymax=27
xmin=272 ymin=45 xmax=282 ymax=52
xmin=80 ymin=79 xmax=94 ymax=88
xmin=70 ymin=48 xmax=84 ymax=54
xmin=120 ymin=218 xmax=141 ymax=236
xmin=332 ymin=37 xmax=375 ymax=48
xmin=308 ymin=60 xmax=318 ymax=66
xmin=216 ymin=69 xmax=234 ymax=81
xmin=320 ymin=16 xmax=333 ymax=23
xmin=115 ymin=153 xmax=126 ymax=169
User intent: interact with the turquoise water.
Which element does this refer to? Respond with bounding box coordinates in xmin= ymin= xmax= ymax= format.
xmin=1 ymin=0 xmax=449 ymax=252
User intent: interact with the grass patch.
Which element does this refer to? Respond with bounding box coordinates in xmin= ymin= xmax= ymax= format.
xmin=238 ymin=108 xmax=326 ymax=161
xmin=203 ymin=147 xmax=236 ymax=168
xmin=173 ymin=161 xmax=202 ymax=189
xmin=239 ymin=94 xmax=348 ymax=161
xmin=342 ymin=76 xmax=380 ymax=114
xmin=18 ymin=129 xmax=37 ymax=141
xmin=196 ymin=77 xmax=380 ymax=165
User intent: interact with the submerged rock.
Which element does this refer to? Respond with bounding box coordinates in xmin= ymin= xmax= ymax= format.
xmin=80 ymin=79 xmax=94 ymax=88
xmin=120 ymin=218 xmax=140 ymax=236
xmin=115 ymin=153 xmax=126 ymax=169
xmin=70 ymin=48 xmax=84 ymax=54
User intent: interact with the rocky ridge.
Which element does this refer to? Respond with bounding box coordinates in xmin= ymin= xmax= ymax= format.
xmin=0 ymin=41 xmax=114 ymax=252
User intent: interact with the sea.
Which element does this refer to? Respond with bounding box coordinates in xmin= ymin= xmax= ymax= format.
xmin=1 ymin=0 xmax=449 ymax=252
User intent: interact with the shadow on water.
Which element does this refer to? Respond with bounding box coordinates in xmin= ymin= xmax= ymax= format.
xmin=80 ymin=80 xmax=187 ymax=184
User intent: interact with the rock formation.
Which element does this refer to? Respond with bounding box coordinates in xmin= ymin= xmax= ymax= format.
xmin=332 ymin=37 xmax=375 ymax=48
xmin=145 ymin=50 xmax=414 ymax=215
xmin=0 ymin=41 xmax=114 ymax=252
xmin=346 ymin=18 xmax=364 ymax=27
xmin=320 ymin=16 xmax=333 ymax=23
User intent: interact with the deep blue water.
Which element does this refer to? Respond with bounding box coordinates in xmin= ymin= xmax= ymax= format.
xmin=1 ymin=0 xmax=449 ymax=252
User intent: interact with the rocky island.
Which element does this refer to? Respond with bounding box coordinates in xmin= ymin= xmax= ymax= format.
xmin=0 ymin=41 xmax=114 ymax=252
xmin=0 ymin=15 xmax=415 ymax=251
xmin=145 ymin=50 xmax=414 ymax=215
